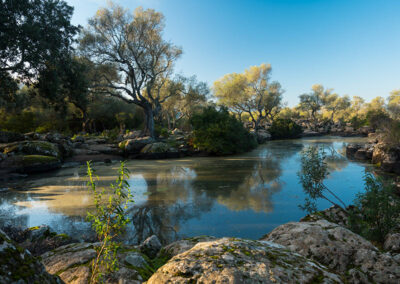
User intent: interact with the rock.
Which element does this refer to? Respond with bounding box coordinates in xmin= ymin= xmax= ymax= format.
xmin=140 ymin=235 xmax=162 ymax=258
xmin=41 ymin=242 xmax=144 ymax=283
xmin=354 ymin=148 xmax=368 ymax=160
xmin=345 ymin=126 xmax=354 ymax=133
xmin=140 ymin=142 xmax=176 ymax=155
xmin=72 ymin=148 xmax=100 ymax=155
xmin=123 ymin=130 xmax=142 ymax=140
xmin=124 ymin=252 xmax=148 ymax=268
xmin=301 ymin=130 xmax=321 ymax=137
xmin=88 ymin=144 xmax=122 ymax=155
xmin=0 ymin=229 xmax=62 ymax=283
xmin=147 ymin=237 xmax=343 ymax=284
xmin=346 ymin=144 xmax=362 ymax=159
xmin=86 ymin=138 xmax=107 ymax=145
xmin=358 ymin=126 xmax=373 ymax=136
xmin=0 ymin=155 xmax=61 ymax=174
xmin=2 ymin=225 xmax=74 ymax=256
xmin=256 ymin=129 xmax=271 ymax=144
xmin=262 ymin=219 xmax=400 ymax=283
xmin=3 ymin=141 xmax=61 ymax=159
xmin=300 ymin=205 xmax=350 ymax=228
xmin=119 ymin=137 xmax=155 ymax=154
xmin=72 ymin=135 xmax=85 ymax=143
xmin=384 ymin=233 xmax=400 ymax=253
xmin=161 ymin=236 xmax=217 ymax=258
xmin=0 ymin=130 xmax=25 ymax=143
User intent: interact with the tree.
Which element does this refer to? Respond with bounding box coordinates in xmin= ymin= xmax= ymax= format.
xmin=297 ymin=84 xmax=331 ymax=128
xmin=0 ymin=0 xmax=79 ymax=80
xmin=161 ymin=75 xmax=209 ymax=129
xmin=388 ymin=90 xmax=400 ymax=120
xmin=214 ymin=63 xmax=283 ymax=129
xmin=323 ymin=94 xmax=351 ymax=122
xmin=80 ymin=3 xmax=182 ymax=138
xmin=35 ymin=56 xmax=91 ymax=130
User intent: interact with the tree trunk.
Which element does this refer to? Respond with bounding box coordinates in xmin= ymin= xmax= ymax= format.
xmin=143 ymin=104 xmax=155 ymax=138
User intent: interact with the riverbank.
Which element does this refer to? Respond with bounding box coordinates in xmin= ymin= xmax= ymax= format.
xmin=1 ymin=205 xmax=400 ymax=283
xmin=0 ymin=126 xmax=372 ymax=182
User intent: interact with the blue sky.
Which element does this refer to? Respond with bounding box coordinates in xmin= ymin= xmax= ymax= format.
xmin=66 ymin=0 xmax=400 ymax=106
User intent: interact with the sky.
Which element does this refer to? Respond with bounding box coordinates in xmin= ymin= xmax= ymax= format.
xmin=66 ymin=0 xmax=400 ymax=106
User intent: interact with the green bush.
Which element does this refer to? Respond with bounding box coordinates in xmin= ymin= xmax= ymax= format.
xmin=349 ymin=173 xmax=400 ymax=243
xmin=189 ymin=106 xmax=257 ymax=155
xmin=269 ymin=118 xmax=302 ymax=139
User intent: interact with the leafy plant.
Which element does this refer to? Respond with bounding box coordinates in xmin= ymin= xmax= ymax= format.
xmin=269 ymin=118 xmax=302 ymax=139
xmin=190 ymin=106 xmax=257 ymax=155
xmin=86 ymin=161 xmax=134 ymax=283
xmin=349 ymin=173 xmax=400 ymax=243
xmin=297 ymin=146 xmax=347 ymax=213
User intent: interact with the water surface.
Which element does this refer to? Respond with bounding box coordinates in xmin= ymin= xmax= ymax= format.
xmin=0 ymin=136 xmax=371 ymax=244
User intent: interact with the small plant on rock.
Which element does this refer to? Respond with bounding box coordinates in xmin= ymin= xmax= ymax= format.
xmin=86 ymin=161 xmax=134 ymax=283
xmin=297 ymin=146 xmax=347 ymax=213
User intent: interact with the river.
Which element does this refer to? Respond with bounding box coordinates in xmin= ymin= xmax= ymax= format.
xmin=0 ymin=136 xmax=371 ymax=244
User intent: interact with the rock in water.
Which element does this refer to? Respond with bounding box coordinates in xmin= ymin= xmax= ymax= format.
xmin=0 ymin=229 xmax=62 ymax=284
xmin=147 ymin=237 xmax=343 ymax=283
xmin=263 ymin=219 xmax=400 ymax=283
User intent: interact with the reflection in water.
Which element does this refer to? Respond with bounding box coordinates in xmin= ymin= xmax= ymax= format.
xmin=0 ymin=136 xmax=370 ymax=243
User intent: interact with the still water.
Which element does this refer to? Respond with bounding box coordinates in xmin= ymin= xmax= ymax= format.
xmin=0 ymin=136 xmax=371 ymax=244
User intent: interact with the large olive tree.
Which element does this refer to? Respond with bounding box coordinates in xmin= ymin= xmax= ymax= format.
xmin=214 ymin=63 xmax=283 ymax=129
xmin=80 ymin=3 xmax=182 ymax=138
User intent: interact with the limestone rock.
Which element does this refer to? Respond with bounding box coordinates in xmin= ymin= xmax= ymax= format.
xmin=384 ymin=233 xmax=400 ymax=253
xmin=140 ymin=142 xmax=176 ymax=155
xmin=119 ymin=137 xmax=155 ymax=154
xmin=263 ymin=219 xmax=400 ymax=283
xmin=161 ymin=236 xmax=217 ymax=258
xmin=41 ymin=242 xmax=144 ymax=284
xmin=256 ymin=129 xmax=271 ymax=144
xmin=147 ymin=237 xmax=343 ymax=284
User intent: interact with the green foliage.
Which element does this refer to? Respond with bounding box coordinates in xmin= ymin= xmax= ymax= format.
xmin=349 ymin=173 xmax=400 ymax=243
xmin=366 ymin=109 xmax=390 ymax=129
xmin=269 ymin=118 xmax=302 ymax=139
xmin=298 ymin=146 xmax=347 ymax=213
xmin=349 ymin=116 xmax=367 ymax=130
xmin=190 ymin=106 xmax=257 ymax=155
xmin=86 ymin=161 xmax=134 ymax=283
xmin=0 ymin=0 xmax=79 ymax=80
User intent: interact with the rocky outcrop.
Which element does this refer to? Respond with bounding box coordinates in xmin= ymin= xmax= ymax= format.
xmin=0 ymin=155 xmax=61 ymax=174
xmin=256 ymin=129 xmax=271 ymax=144
xmin=346 ymin=141 xmax=400 ymax=174
xmin=119 ymin=137 xmax=155 ymax=154
xmin=139 ymin=235 xmax=162 ymax=258
xmin=0 ymin=229 xmax=62 ymax=284
xmin=3 ymin=140 xmax=61 ymax=158
xmin=147 ymin=237 xmax=343 ymax=283
xmin=41 ymin=242 xmax=146 ymax=284
xmin=138 ymin=142 xmax=179 ymax=159
xmin=262 ymin=219 xmax=400 ymax=283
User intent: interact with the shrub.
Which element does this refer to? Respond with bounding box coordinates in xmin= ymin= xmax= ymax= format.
xmin=190 ymin=106 xmax=257 ymax=155
xmin=269 ymin=118 xmax=302 ymax=139
xmin=86 ymin=161 xmax=134 ymax=283
xmin=349 ymin=173 xmax=400 ymax=243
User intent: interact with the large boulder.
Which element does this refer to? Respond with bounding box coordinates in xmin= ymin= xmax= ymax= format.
xmin=87 ymin=144 xmax=122 ymax=155
xmin=139 ymin=235 xmax=162 ymax=258
xmin=119 ymin=137 xmax=155 ymax=154
xmin=3 ymin=141 xmax=61 ymax=159
xmin=372 ymin=143 xmax=400 ymax=174
xmin=160 ymin=236 xmax=217 ymax=258
xmin=0 ymin=130 xmax=25 ymax=143
xmin=262 ymin=219 xmax=400 ymax=283
xmin=0 ymin=229 xmax=62 ymax=284
xmin=41 ymin=242 xmax=146 ymax=283
xmin=346 ymin=144 xmax=362 ymax=159
xmin=147 ymin=237 xmax=343 ymax=283
xmin=0 ymin=155 xmax=61 ymax=174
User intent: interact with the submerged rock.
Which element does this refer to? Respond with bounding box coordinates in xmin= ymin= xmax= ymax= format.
xmin=147 ymin=237 xmax=343 ymax=283
xmin=0 ymin=229 xmax=62 ymax=284
xmin=263 ymin=219 xmax=400 ymax=283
